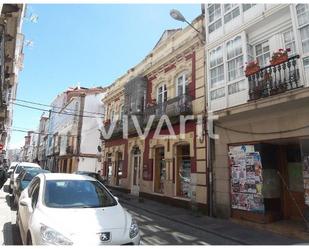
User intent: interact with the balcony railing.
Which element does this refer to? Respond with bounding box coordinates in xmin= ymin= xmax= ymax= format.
xmin=144 ymin=94 xmax=193 ymax=123
xmin=247 ymin=55 xmax=301 ymax=101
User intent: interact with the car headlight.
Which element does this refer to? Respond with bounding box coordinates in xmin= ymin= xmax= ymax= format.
xmin=129 ymin=219 xmax=139 ymax=239
xmin=40 ymin=224 xmax=73 ymax=245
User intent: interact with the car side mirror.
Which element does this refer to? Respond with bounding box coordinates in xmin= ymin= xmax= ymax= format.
xmin=20 ymin=198 xmax=33 ymax=212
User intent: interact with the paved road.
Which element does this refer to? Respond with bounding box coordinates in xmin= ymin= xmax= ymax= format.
xmin=0 ymin=181 xmax=238 ymax=245
xmin=0 ymin=182 xmax=22 ymax=245
xmin=122 ymin=202 xmax=239 ymax=245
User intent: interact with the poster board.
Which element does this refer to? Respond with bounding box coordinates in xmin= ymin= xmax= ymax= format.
xmin=229 ymin=145 xmax=265 ymax=213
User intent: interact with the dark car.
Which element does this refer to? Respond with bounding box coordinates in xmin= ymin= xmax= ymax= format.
xmin=74 ymin=171 xmax=107 ymax=185
xmin=14 ymin=168 xmax=50 ymax=206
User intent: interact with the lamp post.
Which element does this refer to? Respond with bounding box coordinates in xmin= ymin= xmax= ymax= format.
xmin=170 ymin=9 xmax=205 ymax=43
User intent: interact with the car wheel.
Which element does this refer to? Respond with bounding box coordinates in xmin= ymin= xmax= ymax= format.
xmin=27 ymin=232 xmax=32 ymax=245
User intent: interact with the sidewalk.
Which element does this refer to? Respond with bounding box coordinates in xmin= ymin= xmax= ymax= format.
xmin=0 ymin=181 xmax=20 ymax=245
xmin=111 ymin=189 xmax=309 ymax=245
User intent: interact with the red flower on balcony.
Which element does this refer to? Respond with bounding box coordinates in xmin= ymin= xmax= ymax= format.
xmin=245 ymin=60 xmax=260 ymax=77
xmin=270 ymin=48 xmax=290 ymax=66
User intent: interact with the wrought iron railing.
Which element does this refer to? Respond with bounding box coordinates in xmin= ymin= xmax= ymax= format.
xmin=144 ymin=94 xmax=193 ymax=123
xmin=247 ymin=55 xmax=301 ymax=101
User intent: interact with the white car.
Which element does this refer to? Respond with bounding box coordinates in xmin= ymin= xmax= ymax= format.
xmin=10 ymin=162 xmax=41 ymax=196
xmin=17 ymin=173 xmax=140 ymax=245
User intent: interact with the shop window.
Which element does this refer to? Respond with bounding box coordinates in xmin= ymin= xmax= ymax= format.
xmin=176 ymin=145 xmax=191 ymax=198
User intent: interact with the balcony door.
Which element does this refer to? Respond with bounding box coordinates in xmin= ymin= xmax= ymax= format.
xmin=156 ymin=84 xmax=167 ymax=115
xmin=131 ymin=147 xmax=141 ymax=196
xmin=176 ymin=72 xmax=189 ymax=96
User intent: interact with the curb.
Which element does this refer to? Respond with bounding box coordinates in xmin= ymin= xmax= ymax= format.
xmin=119 ymin=197 xmax=248 ymax=245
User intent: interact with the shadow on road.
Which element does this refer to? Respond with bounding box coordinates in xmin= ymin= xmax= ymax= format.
xmin=2 ymin=222 xmax=22 ymax=245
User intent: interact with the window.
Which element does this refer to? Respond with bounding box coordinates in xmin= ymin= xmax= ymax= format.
xmin=157 ymin=84 xmax=167 ymax=104
xmin=210 ymin=46 xmax=224 ymax=88
xmin=283 ymin=30 xmax=296 ymax=56
xmin=226 ymin=36 xmax=243 ymax=81
xmin=208 ymin=4 xmax=221 ymax=23
xmin=224 ymin=5 xmax=240 ymax=24
xmin=255 ymin=41 xmax=270 ymax=67
xmin=176 ymin=72 xmax=189 ymax=96
xmin=304 ymin=56 xmax=309 ymax=69
xmin=300 ymin=25 xmax=309 ymax=54
xmin=247 ymin=43 xmax=254 ymax=62
xmin=224 ymin=4 xmax=237 ymax=13
xmin=228 ymin=80 xmax=246 ymax=95
xmin=210 ymin=87 xmax=225 ymax=100
xmin=243 ymin=4 xmax=256 ymax=12
xmin=209 ymin=20 xmax=222 ymax=33
xmin=296 ymin=4 xmax=309 ymax=27
xmin=31 ymin=184 xmax=40 ymax=209
xmin=208 ymin=4 xmax=222 ymax=33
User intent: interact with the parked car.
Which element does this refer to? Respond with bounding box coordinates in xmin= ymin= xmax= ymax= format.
xmin=14 ymin=168 xmax=50 ymax=206
xmin=9 ymin=162 xmax=41 ymax=195
xmin=74 ymin=171 xmax=107 ymax=185
xmin=17 ymin=173 xmax=140 ymax=245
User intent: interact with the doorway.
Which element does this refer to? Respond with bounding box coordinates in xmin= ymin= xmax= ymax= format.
xmin=131 ymin=147 xmax=141 ymax=196
xmin=154 ymin=147 xmax=166 ymax=194
xmin=176 ymin=144 xmax=191 ymax=198
xmin=115 ymin=152 xmax=123 ymax=186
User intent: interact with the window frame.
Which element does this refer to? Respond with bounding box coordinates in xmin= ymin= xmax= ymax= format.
xmin=209 ymin=45 xmax=224 ymax=89
xmin=208 ymin=4 xmax=222 ymax=34
xmin=254 ymin=40 xmax=270 ymax=68
xmin=226 ymin=36 xmax=244 ymax=82
xmin=175 ymin=72 xmax=189 ymax=97
xmin=156 ymin=83 xmax=167 ymax=104
xmin=224 ymin=4 xmax=240 ymax=24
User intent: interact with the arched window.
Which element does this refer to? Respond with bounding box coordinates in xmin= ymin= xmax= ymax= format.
xmin=176 ymin=72 xmax=189 ymax=96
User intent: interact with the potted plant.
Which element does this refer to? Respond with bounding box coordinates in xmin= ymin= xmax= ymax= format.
xmin=245 ymin=60 xmax=260 ymax=77
xmin=270 ymin=48 xmax=290 ymax=66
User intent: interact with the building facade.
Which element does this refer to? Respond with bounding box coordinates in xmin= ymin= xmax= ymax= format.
xmin=101 ymin=14 xmax=207 ymax=210
xmin=206 ymin=4 xmax=309 ymax=225
xmin=0 ymin=4 xmax=25 ymax=164
xmin=46 ymin=86 xmax=106 ymax=173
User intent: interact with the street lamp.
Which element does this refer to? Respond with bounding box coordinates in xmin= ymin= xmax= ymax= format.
xmin=170 ymin=9 xmax=203 ymax=36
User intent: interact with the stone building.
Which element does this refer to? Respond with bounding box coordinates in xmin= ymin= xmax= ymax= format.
xmin=101 ymin=13 xmax=207 ymax=210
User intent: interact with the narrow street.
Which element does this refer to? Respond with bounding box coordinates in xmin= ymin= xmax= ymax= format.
xmin=2 ymin=178 xmax=308 ymax=246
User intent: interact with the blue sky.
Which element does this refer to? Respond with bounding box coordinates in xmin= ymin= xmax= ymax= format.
xmin=10 ymin=4 xmax=201 ymax=149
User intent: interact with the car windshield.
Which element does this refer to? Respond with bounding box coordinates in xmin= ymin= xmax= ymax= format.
xmin=23 ymin=169 xmax=49 ymax=181
xmin=44 ymin=180 xmax=117 ymax=208
xmin=16 ymin=166 xmax=40 ymax=174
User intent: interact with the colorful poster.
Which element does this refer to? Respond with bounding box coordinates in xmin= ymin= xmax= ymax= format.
xmin=229 ymin=145 xmax=264 ymax=213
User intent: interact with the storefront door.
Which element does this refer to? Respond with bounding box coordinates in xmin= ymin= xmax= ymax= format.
xmin=176 ymin=144 xmax=191 ymax=198
xmin=154 ymin=147 xmax=165 ymax=194
xmin=279 ymin=144 xmax=305 ymax=220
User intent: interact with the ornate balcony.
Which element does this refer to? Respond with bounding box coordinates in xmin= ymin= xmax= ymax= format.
xmin=247 ymin=55 xmax=301 ymax=101
xmin=144 ymin=94 xmax=193 ymax=124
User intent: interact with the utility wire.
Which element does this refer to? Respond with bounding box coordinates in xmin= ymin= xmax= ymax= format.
xmin=11 ymin=102 xmax=105 ymax=119
xmin=12 ymin=98 xmax=105 ymax=116
xmin=11 ymin=128 xmax=78 ymax=137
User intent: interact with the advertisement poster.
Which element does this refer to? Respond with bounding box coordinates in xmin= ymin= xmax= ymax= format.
xmin=229 ymin=145 xmax=264 ymax=213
